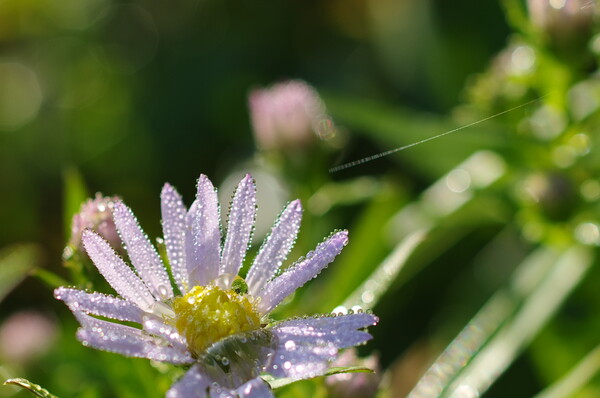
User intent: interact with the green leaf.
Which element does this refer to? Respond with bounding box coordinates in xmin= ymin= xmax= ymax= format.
xmin=0 ymin=244 xmax=42 ymax=302
xmin=533 ymin=344 xmax=600 ymax=398
xmin=263 ymin=366 xmax=374 ymax=389
xmin=4 ymin=378 xmax=59 ymax=398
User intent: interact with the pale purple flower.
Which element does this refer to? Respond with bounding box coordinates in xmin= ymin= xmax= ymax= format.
xmin=248 ymin=80 xmax=336 ymax=151
xmin=55 ymin=174 xmax=377 ymax=397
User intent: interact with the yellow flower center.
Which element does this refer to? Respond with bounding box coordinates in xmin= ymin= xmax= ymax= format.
xmin=171 ymin=283 xmax=260 ymax=358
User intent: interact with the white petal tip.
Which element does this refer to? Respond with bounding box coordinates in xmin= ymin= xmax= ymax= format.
xmin=112 ymin=200 xmax=128 ymax=214
xmin=53 ymin=286 xmax=66 ymax=299
xmin=161 ymin=183 xmax=175 ymax=194
xmin=334 ymin=230 xmax=349 ymax=245
xmin=290 ymin=199 xmax=302 ymax=212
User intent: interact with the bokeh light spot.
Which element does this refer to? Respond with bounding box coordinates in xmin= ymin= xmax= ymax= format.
xmin=0 ymin=62 xmax=43 ymax=131
xmin=446 ymin=169 xmax=471 ymax=193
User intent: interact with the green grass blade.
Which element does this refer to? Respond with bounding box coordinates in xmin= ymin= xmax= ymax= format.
xmin=533 ymin=344 xmax=600 ymax=398
xmin=63 ymin=167 xmax=88 ymax=240
xmin=342 ymin=230 xmax=426 ymax=310
xmin=408 ymin=245 xmax=594 ymax=398
xmin=340 ymin=151 xmax=506 ymax=311
xmin=4 ymin=378 xmax=59 ymax=398
xmin=443 ymin=246 xmax=593 ymax=397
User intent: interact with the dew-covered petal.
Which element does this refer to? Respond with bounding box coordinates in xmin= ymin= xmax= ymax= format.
xmin=247 ymin=200 xmax=302 ymax=296
xmin=186 ymin=175 xmax=221 ymax=286
xmin=74 ymin=312 xmax=194 ymax=365
xmin=267 ymin=332 xmax=337 ymax=380
xmin=236 ymin=378 xmax=274 ymax=398
xmin=166 ymin=365 xmax=210 ymax=398
xmin=266 ymin=313 xmax=377 ymax=380
xmin=202 ymin=329 xmax=277 ymax=390
xmin=161 ymin=183 xmax=189 ymax=292
xmin=209 ymin=378 xmax=274 ymax=398
xmin=257 ymin=231 xmax=348 ymax=314
xmin=276 ymin=312 xmax=379 ymax=336
xmin=82 ymin=230 xmax=155 ymax=311
xmin=143 ymin=318 xmax=188 ymax=351
xmin=54 ymin=287 xmax=143 ymax=323
xmin=113 ymin=201 xmax=174 ymax=299
xmin=220 ymin=174 xmax=256 ymax=277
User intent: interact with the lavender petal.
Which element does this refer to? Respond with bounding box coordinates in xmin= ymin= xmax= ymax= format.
xmin=82 ymin=230 xmax=155 ymax=311
xmin=54 ymin=287 xmax=143 ymax=323
xmin=112 ymin=201 xmax=173 ymax=299
xmin=74 ymin=312 xmax=194 ymax=365
xmin=143 ymin=318 xmax=188 ymax=351
xmin=186 ymin=174 xmax=221 ymax=286
xmin=161 ymin=183 xmax=189 ymax=292
xmin=220 ymin=174 xmax=256 ymax=277
xmin=276 ymin=312 xmax=379 ymax=335
xmin=257 ymin=230 xmax=348 ymax=314
xmin=236 ymin=378 xmax=274 ymax=398
xmin=267 ymin=313 xmax=377 ymax=380
xmin=166 ymin=365 xmax=210 ymax=398
xmin=207 ymin=378 xmax=274 ymax=398
xmin=246 ymin=200 xmax=302 ymax=296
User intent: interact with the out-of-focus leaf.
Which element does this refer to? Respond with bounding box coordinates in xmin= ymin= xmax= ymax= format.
xmin=31 ymin=268 xmax=69 ymax=289
xmin=302 ymin=183 xmax=404 ymax=313
xmin=63 ymin=167 xmax=88 ymax=240
xmin=408 ymin=245 xmax=594 ymax=398
xmin=321 ymin=151 xmax=507 ymax=312
xmin=533 ymin=344 xmax=600 ymax=398
xmin=341 ymin=231 xmax=426 ymax=310
xmin=263 ymin=366 xmax=374 ymax=389
xmin=0 ymin=244 xmax=42 ymax=302
xmin=323 ymin=92 xmax=506 ymax=178
xmin=4 ymin=378 xmax=59 ymax=398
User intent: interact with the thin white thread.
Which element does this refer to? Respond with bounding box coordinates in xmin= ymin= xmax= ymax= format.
xmin=581 ymin=0 xmax=596 ymax=10
xmin=329 ymin=95 xmax=548 ymax=173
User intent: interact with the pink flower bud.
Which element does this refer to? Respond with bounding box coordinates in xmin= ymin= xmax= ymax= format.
xmin=248 ymin=80 xmax=335 ymax=151
xmin=70 ymin=193 xmax=120 ymax=250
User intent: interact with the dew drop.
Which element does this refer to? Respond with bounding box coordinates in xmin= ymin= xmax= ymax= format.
xmin=284 ymin=340 xmax=296 ymax=351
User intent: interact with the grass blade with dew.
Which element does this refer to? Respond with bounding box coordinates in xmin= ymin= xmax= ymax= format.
xmin=4 ymin=378 xmax=59 ymax=398
xmin=408 ymin=245 xmax=594 ymax=398
xmin=333 ymin=151 xmax=506 ymax=312
xmin=340 ymin=230 xmax=425 ymax=311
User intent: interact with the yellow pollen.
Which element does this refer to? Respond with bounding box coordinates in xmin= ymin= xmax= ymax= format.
xmin=171 ymin=284 xmax=260 ymax=357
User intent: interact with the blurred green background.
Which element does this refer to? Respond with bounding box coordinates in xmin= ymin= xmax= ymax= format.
xmin=1 ymin=0 xmax=600 ymax=397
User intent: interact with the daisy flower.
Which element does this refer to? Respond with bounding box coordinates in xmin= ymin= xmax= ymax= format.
xmin=55 ymin=174 xmax=378 ymax=397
